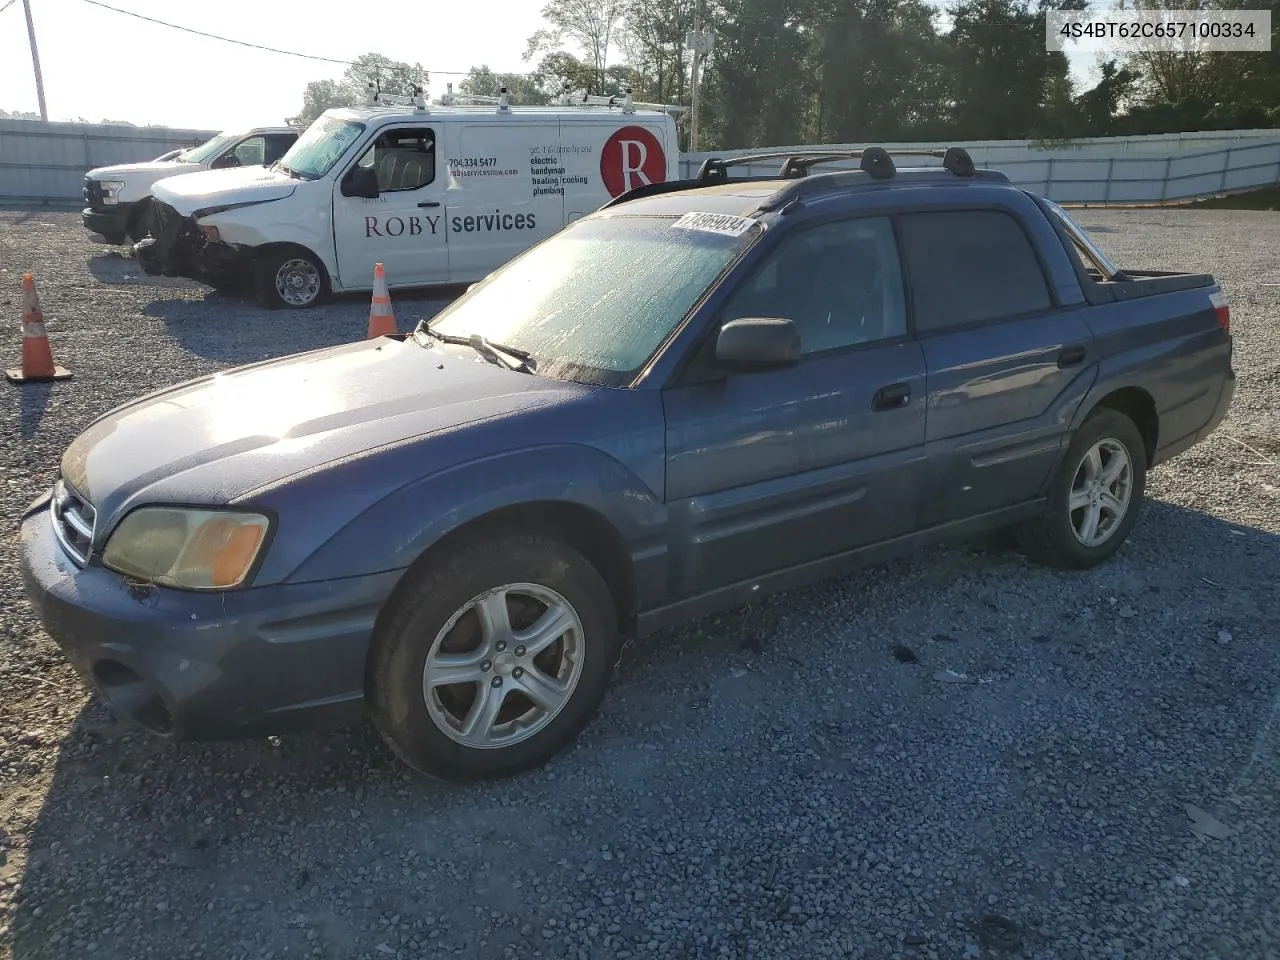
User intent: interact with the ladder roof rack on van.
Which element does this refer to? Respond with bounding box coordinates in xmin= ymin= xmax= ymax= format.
xmin=601 ymin=145 xmax=1011 ymax=212
xmin=437 ymin=83 xmax=687 ymax=116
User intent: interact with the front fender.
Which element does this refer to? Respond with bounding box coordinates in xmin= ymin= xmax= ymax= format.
xmin=203 ymin=195 xmax=337 ymax=282
xmin=284 ymin=443 xmax=670 ymax=587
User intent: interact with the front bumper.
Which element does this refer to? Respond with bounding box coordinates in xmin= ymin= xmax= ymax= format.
xmin=132 ymin=201 xmax=246 ymax=284
xmin=81 ymin=205 xmax=130 ymax=238
xmin=18 ymin=495 xmax=403 ymax=741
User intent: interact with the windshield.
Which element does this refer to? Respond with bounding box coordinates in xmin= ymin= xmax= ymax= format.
xmin=426 ymin=213 xmax=762 ymax=387
xmin=177 ymin=133 xmax=238 ymax=165
xmin=276 ymin=117 xmax=366 ymax=180
xmin=1042 ymin=198 xmax=1119 ymax=279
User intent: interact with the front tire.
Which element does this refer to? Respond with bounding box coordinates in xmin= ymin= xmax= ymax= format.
xmin=367 ymin=535 xmax=620 ymax=781
xmin=1016 ymin=408 xmax=1147 ymax=569
xmin=255 ymin=247 xmax=328 ymax=309
xmin=127 ymin=199 xmax=155 ymax=243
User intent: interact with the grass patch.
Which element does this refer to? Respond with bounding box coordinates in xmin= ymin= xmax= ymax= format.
xmin=1182 ymin=185 xmax=1280 ymax=211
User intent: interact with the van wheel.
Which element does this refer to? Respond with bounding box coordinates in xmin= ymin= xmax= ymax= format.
xmin=367 ymin=534 xmax=620 ymax=781
xmin=255 ymin=248 xmax=328 ymax=309
xmin=1016 ymin=408 xmax=1147 ymax=569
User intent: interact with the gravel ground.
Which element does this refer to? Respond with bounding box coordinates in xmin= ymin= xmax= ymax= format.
xmin=0 ymin=209 xmax=1277 ymax=960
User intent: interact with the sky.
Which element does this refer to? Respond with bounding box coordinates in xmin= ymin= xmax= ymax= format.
xmin=0 ymin=0 xmax=1100 ymax=132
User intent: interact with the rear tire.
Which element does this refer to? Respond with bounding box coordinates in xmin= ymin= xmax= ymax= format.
xmin=367 ymin=534 xmax=620 ymax=781
xmin=255 ymin=247 xmax=328 ymax=309
xmin=1016 ymin=408 xmax=1147 ymax=569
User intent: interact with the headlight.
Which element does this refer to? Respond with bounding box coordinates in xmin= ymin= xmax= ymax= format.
xmin=99 ymin=180 xmax=126 ymax=204
xmin=102 ymin=507 xmax=270 ymax=590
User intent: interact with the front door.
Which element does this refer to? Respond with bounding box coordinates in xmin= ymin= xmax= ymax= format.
xmin=661 ymin=215 xmax=928 ymax=599
xmin=333 ymin=124 xmax=450 ymax=290
xmin=895 ymin=207 xmax=1098 ymax=528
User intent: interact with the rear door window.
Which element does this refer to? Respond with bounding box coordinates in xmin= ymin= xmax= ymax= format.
xmin=897 ymin=210 xmax=1052 ymax=333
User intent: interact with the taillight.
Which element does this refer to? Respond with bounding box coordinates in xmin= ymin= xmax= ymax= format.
xmin=1209 ymin=289 xmax=1230 ymax=332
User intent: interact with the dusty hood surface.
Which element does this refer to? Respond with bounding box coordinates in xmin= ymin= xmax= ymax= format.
xmin=85 ymin=160 xmax=194 ymax=180
xmin=60 ymin=337 xmax=593 ymax=530
xmin=150 ymin=164 xmax=298 ymax=216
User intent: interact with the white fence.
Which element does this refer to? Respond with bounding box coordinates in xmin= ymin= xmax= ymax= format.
xmin=3 ymin=120 xmax=1278 ymax=206
xmin=0 ymin=119 xmax=218 ymax=204
xmin=680 ymin=129 xmax=1280 ymax=204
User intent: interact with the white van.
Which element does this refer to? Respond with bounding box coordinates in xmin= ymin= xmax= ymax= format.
xmin=81 ymin=126 xmax=299 ymax=245
xmin=135 ymin=93 xmax=682 ymax=308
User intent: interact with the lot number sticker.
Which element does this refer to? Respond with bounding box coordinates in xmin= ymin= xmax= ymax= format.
xmin=672 ymin=212 xmax=758 ymax=237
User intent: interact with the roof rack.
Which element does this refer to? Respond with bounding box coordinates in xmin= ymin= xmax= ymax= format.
xmin=696 ymin=146 xmax=977 ymax=182
xmin=366 ymin=82 xmax=430 ymax=113
xmin=432 ymin=82 xmax=687 ymax=116
xmin=601 ymin=144 xmax=1006 ymax=212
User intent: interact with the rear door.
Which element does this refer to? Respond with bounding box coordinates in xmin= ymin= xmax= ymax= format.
xmin=661 ymin=214 xmax=927 ymax=598
xmin=559 ymin=116 xmax=673 ymax=223
xmin=898 ymin=207 xmax=1097 ymax=529
xmin=332 ymin=124 xmax=450 ymax=289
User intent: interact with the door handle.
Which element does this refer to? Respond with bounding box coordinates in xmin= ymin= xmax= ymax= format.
xmin=1058 ymin=344 xmax=1087 ymax=368
xmin=417 ymin=201 xmax=441 ymax=208
xmin=872 ymin=382 xmax=911 ymax=411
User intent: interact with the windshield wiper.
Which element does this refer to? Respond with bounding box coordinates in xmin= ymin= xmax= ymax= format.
xmin=414 ymin=322 xmax=535 ymax=373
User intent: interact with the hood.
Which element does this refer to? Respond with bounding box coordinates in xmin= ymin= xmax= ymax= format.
xmin=60 ymin=337 xmax=594 ymax=532
xmin=150 ymin=164 xmax=298 ymax=217
xmin=86 ymin=159 xmax=194 ymax=182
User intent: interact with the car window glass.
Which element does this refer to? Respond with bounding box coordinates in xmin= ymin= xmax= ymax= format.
xmin=720 ymin=216 xmax=906 ymax=355
xmin=231 ymin=136 xmax=265 ymax=166
xmin=898 ymin=210 xmax=1052 ymax=332
xmin=356 ymin=128 xmax=436 ymax=191
xmin=263 ymin=134 xmax=295 ymax=165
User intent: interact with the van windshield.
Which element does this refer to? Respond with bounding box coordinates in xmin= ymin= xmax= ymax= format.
xmin=424 ymin=213 xmax=763 ymax=387
xmin=177 ymin=133 xmax=238 ymax=164
xmin=277 ymin=117 xmax=366 ymax=180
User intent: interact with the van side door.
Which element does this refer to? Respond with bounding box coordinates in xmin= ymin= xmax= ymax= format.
xmin=332 ymin=124 xmax=449 ymax=290
xmin=443 ymin=120 xmax=565 ymax=283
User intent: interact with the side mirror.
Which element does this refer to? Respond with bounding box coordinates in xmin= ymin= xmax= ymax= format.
xmin=713 ymin=317 xmax=801 ymax=372
xmin=211 ymin=153 xmax=240 ymax=169
xmin=342 ymin=165 xmax=380 ymax=199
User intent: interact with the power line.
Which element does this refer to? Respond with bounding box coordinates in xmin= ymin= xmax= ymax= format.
xmin=73 ymin=0 xmax=535 ymax=75
xmin=0 ymin=0 xmax=18 ymax=14
xmin=76 ymin=0 xmax=353 ymax=63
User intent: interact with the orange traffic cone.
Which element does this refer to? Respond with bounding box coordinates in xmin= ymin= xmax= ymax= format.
xmin=367 ymin=263 xmax=397 ymax=339
xmin=6 ymin=273 xmax=72 ymax=384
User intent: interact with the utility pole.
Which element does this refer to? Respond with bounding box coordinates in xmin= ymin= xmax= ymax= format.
xmin=22 ymin=0 xmax=49 ymax=121
xmin=686 ymin=2 xmax=713 ymax=153
xmin=690 ymin=0 xmax=702 ymax=153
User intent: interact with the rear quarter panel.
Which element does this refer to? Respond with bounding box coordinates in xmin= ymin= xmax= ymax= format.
xmin=1074 ymin=286 xmax=1231 ymax=462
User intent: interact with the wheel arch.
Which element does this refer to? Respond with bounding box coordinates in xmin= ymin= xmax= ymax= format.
xmin=1085 ymin=386 xmax=1158 ymax=464
xmin=255 ymin=240 xmax=332 ymax=283
xmin=371 ymin=499 xmax=640 ymax=643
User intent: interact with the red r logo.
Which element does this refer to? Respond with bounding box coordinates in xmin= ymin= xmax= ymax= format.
xmin=600 ymin=126 xmax=667 ymax=197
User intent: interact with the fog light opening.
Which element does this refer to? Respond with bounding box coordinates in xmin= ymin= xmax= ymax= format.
xmin=92 ymin=660 xmax=175 ymax=735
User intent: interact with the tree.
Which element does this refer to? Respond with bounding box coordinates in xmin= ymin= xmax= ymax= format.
xmin=292 ymin=53 xmax=428 ymax=126
xmin=944 ymin=0 xmax=1082 ymax=140
xmin=524 ymin=0 xmax=625 ymax=93
xmin=457 ymin=66 xmax=548 ymax=104
xmin=528 ymin=50 xmax=603 ymax=99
